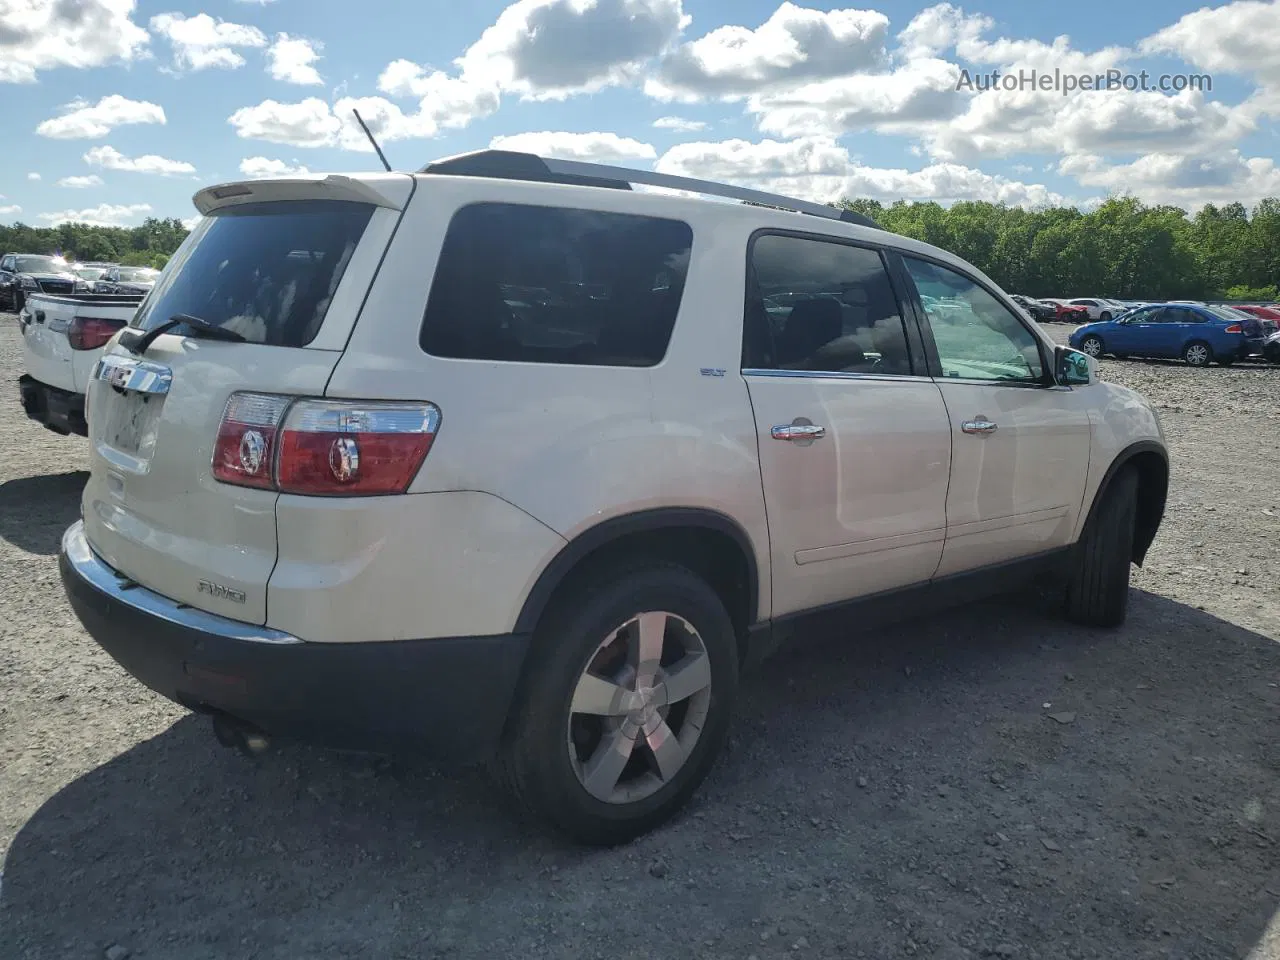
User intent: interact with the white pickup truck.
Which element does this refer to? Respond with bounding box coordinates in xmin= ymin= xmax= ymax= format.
xmin=18 ymin=291 xmax=145 ymax=436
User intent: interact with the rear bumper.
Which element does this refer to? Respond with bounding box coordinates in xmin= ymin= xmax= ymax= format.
xmin=59 ymin=521 xmax=530 ymax=764
xmin=19 ymin=374 xmax=87 ymax=436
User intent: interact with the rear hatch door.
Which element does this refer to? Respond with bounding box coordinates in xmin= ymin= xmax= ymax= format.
xmin=81 ymin=175 xmax=412 ymax=624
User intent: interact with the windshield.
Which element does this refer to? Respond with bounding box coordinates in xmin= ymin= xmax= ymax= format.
xmin=73 ymin=266 xmax=106 ymax=280
xmin=117 ymin=267 xmax=159 ymax=282
xmin=131 ymin=199 xmax=374 ymax=346
xmin=14 ymin=256 xmax=67 ymax=274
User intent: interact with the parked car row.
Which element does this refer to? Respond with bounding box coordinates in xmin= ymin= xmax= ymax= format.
xmin=1 ymin=252 xmax=159 ymax=313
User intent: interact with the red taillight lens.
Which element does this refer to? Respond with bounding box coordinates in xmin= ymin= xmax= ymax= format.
xmin=1224 ymin=323 xmax=1243 ymax=334
xmin=68 ymin=316 xmax=125 ymax=350
xmin=276 ymin=401 xmax=440 ymax=495
xmin=211 ymin=393 xmax=440 ymax=496
xmin=212 ymin=393 xmax=291 ymax=489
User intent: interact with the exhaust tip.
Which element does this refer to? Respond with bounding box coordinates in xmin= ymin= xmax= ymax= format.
xmin=211 ymin=712 xmax=270 ymax=756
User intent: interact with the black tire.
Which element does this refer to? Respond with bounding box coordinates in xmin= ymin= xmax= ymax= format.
xmin=496 ymin=562 xmax=739 ymax=846
xmin=11 ymin=289 xmax=24 ymax=314
xmin=1099 ymin=311 xmax=1112 ymax=322
xmin=1079 ymin=335 xmax=1104 ymax=358
xmin=1064 ymin=466 xmax=1137 ymax=627
xmin=1183 ymin=340 xmax=1212 ymax=366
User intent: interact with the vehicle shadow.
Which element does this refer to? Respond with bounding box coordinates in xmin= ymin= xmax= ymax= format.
xmin=1 ymin=590 xmax=1277 ymax=959
xmin=0 ymin=471 xmax=86 ymax=556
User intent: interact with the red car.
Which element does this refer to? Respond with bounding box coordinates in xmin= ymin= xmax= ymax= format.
xmin=1236 ymin=304 xmax=1280 ymax=321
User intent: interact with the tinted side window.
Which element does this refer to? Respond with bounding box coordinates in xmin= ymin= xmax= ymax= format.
xmin=744 ymin=234 xmax=914 ymax=375
xmin=903 ymin=257 xmax=1045 ymax=383
xmin=420 ymin=203 xmax=693 ymax=367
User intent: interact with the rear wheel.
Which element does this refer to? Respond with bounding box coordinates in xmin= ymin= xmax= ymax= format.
xmin=497 ymin=563 xmax=739 ymax=845
xmin=1079 ymin=335 xmax=1104 ymax=358
xmin=1099 ymin=311 xmax=1112 ymax=322
xmin=1183 ymin=341 xmax=1212 ymax=366
xmin=1064 ymin=466 xmax=1138 ymax=627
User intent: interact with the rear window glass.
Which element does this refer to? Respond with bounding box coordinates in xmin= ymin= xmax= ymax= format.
xmin=131 ymin=199 xmax=374 ymax=347
xmin=420 ymin=202 xmax=693 ymax=367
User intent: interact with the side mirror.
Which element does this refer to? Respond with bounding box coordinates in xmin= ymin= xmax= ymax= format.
xmin=1056 ymin=345 xmax=1094 ymax=386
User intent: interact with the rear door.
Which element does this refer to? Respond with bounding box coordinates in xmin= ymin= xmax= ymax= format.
xmin=901 ymin=255 xmax=1092 ymax=576
xmin=80 ymin=177 xmax=412 ymax=623
xmin=742 ymin=232 xmax=952 ymax=617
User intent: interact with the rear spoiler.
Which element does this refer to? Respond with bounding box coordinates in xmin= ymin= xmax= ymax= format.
xmin=192 ymin=173 xmax=414 ymax=216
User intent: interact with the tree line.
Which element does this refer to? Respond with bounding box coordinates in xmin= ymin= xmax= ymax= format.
xmin=0 ymin=218 xmax=189 ymax=270
xmin=4 ymin=196 xmax=1279 ymax=302
xmin=837 ymin=195 xmax=1280 ymax=302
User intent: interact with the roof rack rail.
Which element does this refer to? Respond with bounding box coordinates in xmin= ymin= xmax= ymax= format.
xmin=419 ymin=149 xmax=881 ymax=229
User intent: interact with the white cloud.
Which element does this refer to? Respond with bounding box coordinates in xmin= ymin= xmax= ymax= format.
xmin=925 ymin=87 xmax=1255 ymax=162
xmin=57 ymin=175 xmax=105 ymax=188
xmin=489 ymin=130 xmax=657 ymax=162
xmin=376 ymin=61 xmax=501 ymax=128
xmin=1140 ymin=0 xmax=1280 ymax=89
xmin=150 ymin=12 xmax=267 ymax=71
xmin=27 ymin=173 xmax=41 ymax=181
xmin=268 ymin=34 xmax=323 ymax=85
xmin=227 ymin=97 xmax=342 ymax=147
xmin=1059 ymin=150 xmax=1280 ymax=207
xmin=239 ymin=156 xmax=312 ymax=178
xmin=896 ymin=3 xmax=992 ymax=60
xmin=229 ymin=88 xmax=495 ymax=150
xmin=458 ymin=0 xmax=689 ymax=99
xmin=37 ymin=203 xmax=152 ymax=227
xmin=0 ymin=0 xmax=150 ymax=83
xmin=655 ymin=136 xmax=1068 ymax=207
xmin=648 ymin=2 xmax=889 ymax=101
xmin=0 ymin=205 xmax=21 ymax=217
xmin=748 ymin=57 xmax=965 ymax=137
xmin=35 ymin=94 xmax=165 ymax=139
xmin=85 ymin=145 xmax=196 ymax=176
xmin=653 ymin=115 xmax=707 ymax=131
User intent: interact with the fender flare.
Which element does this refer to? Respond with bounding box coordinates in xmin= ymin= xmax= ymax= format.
xmin=514 ymin=507 xmax=761 ymax=635
xmin=1081 ymin=439 xmax=1169 ymax=565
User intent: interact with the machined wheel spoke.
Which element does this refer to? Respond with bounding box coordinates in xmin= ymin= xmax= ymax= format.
xmin=657 ymin=651 xmax=711 ymax=705
xmin=571 ymin=672 xmax=637 ymax=716
xmin=581 ymin=728 xmax=636 ymax=800
xmin=633 ymin=611 xmax=667 ymax=686
xmin=645 ymin=720 xmax=686 ymax=781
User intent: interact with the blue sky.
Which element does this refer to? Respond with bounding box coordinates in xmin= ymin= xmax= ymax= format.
xmin=2 ymin=0 xmax=1278 ymax=228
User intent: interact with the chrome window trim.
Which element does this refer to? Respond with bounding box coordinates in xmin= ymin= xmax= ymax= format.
xmin=61 ymin=521 xmax=303 ymax=645
xmin=742 ymin=368 xmax=935 ymax=383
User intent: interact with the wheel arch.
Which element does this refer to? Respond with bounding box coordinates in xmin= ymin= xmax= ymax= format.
xmin=514 ymin=507 xmax=762 ymax=655
xmin=1082 ymin=440 xmax=1168 ymax=566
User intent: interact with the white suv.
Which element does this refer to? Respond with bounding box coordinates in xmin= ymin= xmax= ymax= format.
xmin=59 ymin=151 xmax=1168 ymax=845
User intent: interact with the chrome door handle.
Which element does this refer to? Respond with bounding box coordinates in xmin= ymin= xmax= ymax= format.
xmin=771 ymin=422 xmax=826 ymax=442
xmin=961 ymin=416 xmax=998 ymax=435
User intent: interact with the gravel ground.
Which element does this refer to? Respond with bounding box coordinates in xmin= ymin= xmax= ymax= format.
xmin=1 ymin=316 xmax=1277 ymax=960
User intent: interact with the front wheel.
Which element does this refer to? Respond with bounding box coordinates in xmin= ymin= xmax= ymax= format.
xmin=1183 ymin=341 xmax=1212 ymax=366
xmin=1099 ymin=311 xmax=1112 ymax=322
xmin=497 ymin=563 xmax=739 ymax=845
xmin=1079 ymin=335 xmax=1104 ymax=358
xmin=1064 ymin=466 xmax=1137 ymax=627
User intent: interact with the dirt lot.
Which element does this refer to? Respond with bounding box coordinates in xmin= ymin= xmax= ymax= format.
xmin=0 ymin=316 xmax=1277 ymax=960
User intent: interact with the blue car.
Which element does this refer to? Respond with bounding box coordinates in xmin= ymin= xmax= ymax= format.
xmin=1068 ymin=303 xmax=1264 ymax=367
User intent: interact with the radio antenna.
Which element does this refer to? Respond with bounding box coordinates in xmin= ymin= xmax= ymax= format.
xmin=352 ymin=108 xmax=392 ymax=172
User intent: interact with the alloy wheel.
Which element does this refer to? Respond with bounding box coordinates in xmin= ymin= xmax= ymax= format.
xmin=566 ymin=611 xmax=712 ymax=805
xmin=1081 ymin=336 xmax=1103 ymax=357
xmin=1185 ymin=343 xmax=1210 ymax=366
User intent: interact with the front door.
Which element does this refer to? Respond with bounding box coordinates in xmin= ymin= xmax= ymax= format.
xmin=742 ymin=233 xmax=953 ymax=618
xmin=900 ymin=256 xmax=1093 ymax=577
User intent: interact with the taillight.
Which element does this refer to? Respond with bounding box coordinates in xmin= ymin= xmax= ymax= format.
xmin=68 ymin=316 xmax=125 ymax=350
xmin=1224 ymin=323 xmax=1243 ymax=334
xmin=211 ymin=392 xmax=440 ymax=496
xmin=212 ymin=393 xmax=291 ymax=489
